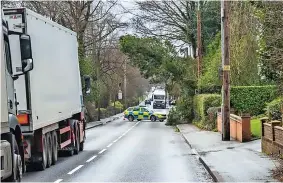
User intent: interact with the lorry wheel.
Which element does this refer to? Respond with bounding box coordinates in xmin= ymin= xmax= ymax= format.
xmin=74 ymin=125 xmax=80 ymax=155
xmin=66 ymin=147 xmax=74 ymax=156
xmin=66 ymin=129 xmax=74 ymax=156
xmin=36 ymin=134 xmax=47 ymax=171
xmin=51 ymin=131 xmax=58 ymax=165
xmin=46 ymin=133 xmax=52 ymax=168
xmin=7 ymin=135 xmax=22 ymax=182
xmin=79 ymin=141 xmax=84 ymax=151
xmin=79 ymin=128 xmax=85 ymax=151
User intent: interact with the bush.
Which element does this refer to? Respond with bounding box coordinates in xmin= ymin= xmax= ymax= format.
xmin=199 ymin=85 xmax=222 ymax=94
xmin=165 ymin=108 xmax=181 ymax=126
xmin=193 ymin=94 xmax=221 ymax=130
xmin=110 ymin=101 xmax=124 ymax=109
xmin=265 ymin=98 xmax=283 ymax=121
xmin=230 ymin=85 xmax=277 ymax=116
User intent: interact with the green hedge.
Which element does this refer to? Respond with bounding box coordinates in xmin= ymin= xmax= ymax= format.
xmin=193 ymin=94 xmax=221 ymax=130
xmin=230 ymin=85 xmax=277 ymax=115
xmin=265 ymin=97 xmax=282 ymax=121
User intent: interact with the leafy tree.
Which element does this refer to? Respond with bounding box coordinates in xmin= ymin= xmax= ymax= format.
xmin=256 ymin=1 xmax=283 ymax=93
xmin=131 ymin=0 xmax=221 ymax=57
xmin=119 ymin=35 xmax=177 ymax=83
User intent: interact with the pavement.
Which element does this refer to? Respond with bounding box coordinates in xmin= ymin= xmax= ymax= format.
xmin=177 ymin=124 xmax=279 ymax=182
xmin=86 ymin=113 xmax=124 ymax=129
xmin=22 ymin=107 xmax=212 ymax=182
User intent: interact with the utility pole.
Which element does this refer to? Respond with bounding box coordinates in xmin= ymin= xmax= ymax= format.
xmin=123 ymin=59 xmax=127 ymax=109
xmin=221 ymin=0 xmax=230 ymax=141
xmin=197 ymin=1 xmax=202 ymax=80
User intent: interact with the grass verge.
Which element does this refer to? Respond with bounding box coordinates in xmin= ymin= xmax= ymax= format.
xmin=251 ymin=118 xmax=261 ymax=138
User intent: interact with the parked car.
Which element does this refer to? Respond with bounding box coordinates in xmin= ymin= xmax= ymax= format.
xmin=169 ymin=100 xmax=176 ymax=105
xmin=145 ymin=99 xmax=151 ymax=105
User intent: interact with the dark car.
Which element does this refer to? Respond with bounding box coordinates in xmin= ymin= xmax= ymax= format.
xmin=145 ymin=100 xmax=151 ymax=105
xmin=153 ymin=100 xmax=165 ymax=109
xmin=169 ymin=100 xmax=176 ymax=106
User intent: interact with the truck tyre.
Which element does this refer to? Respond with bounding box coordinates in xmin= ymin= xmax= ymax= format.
xmin=80 ymin=121 xmax=85 ymax=151
xmin=79 ymin=129 xmax=85 ymax=151
xmin=74 ymin=124 xmax=80 ymax=155
xmin=51 ymin=131 xmax=58 ymax=165
xmin=66 ymin=129 xmax=74 ymax=156
xmin=46 ymin=133 xmax=52 ymax=168
xmin=79 ymin=141 xmax=84 ymax=151
xmin=7 ymin=135 xmax=22 ymax=182
xmin=36 ymin=134 xmax=47 ymax=171
xmin=67 ymin=148 xmax=74 ymax=156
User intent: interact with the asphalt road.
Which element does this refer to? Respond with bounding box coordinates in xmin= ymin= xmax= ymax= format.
xmin=22 ymin=109 xmax=212 ymax=182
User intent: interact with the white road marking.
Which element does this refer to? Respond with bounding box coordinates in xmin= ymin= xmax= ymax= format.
xmin=67 ymin=165 xmax=84 ymax=175
xmin=107 ymin=143 xmax=113 ymax=148
xmin=86 ymin=155 xmax=97 ymax=163
xmin=98 ymin=149 xmax=106 ymax=154
xmin=113 ymin=139 xmax=118 ymax=143
xmin=54 ymin=179 xmax=63 ymax=183
xmin=112 ymin=122 xmax=139 ymax=145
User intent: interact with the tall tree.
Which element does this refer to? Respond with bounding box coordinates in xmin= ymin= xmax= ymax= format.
xmin=130 ymin=0 xmax=220 ymax=58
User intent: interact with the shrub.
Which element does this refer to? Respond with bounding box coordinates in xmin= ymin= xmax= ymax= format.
xmin=165 ymin=108 xmax=181 ymax=126
xmin=177 ymin=96 xmax=194 ymax=122
xmin=193 ymin=94 xmax=221 ymax=130
xmin=199 ymin=85 xmax=222 ymax=94
xmin=110 ymin=101 xmax=124 ymax=109
xmin=230 ymin=85 xmax=277 ymax=116
xmin=265 ymin=98 xmax=283 ymax=121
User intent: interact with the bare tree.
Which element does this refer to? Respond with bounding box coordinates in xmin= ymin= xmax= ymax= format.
xmin=130 ymin=1 xmax=197 ymax=57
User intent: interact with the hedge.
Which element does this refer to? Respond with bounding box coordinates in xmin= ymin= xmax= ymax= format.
xmin=265 ymin=97 xmax=282 ymax=121
xmin=193 ymin=94 xmax=221 ymax=130
xmin=230 ymin=85 xmax=277 ymax=116
xmin=199 ymin=85 xmax=222 ymax=94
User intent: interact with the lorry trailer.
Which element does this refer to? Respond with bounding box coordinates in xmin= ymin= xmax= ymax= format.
xmin=3 ymin=7 xmax=91 ymax=171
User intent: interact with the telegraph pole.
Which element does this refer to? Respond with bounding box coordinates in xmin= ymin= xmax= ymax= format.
xmin=221 ymin=0 xmax=230 ymax=141
xmin=123 ymin=59 xmax=127 ymax=108
xmin=197 ymin=1 xmax=202 ymax=80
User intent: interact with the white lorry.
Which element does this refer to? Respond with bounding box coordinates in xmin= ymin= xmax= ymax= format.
xmin=1 ymin=9 xmax=33 ymax=181
xmin=3 ymin=7 xmax=91 ymax=171
xmin=152 ymin=89 xmax=166 ymax=109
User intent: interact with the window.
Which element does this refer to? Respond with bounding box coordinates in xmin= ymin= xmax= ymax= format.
xmin=127 ymin=107 xmax=133 ymax=111
xmin=133 ymin=107 xmax=140 ymax=111
xmin=154 ymin=95 xmax=165 ymax=100
xmin=4 ymin=40 xmax=13 ymax=75
xmin=140 ymin=107 xmax=146 ymax=112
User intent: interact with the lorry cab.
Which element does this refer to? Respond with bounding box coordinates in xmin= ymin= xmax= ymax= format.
xmin=1 ymin=9 xmax=33 ymax=181
xmin=152 ymin=89 xmax=166 ymax=109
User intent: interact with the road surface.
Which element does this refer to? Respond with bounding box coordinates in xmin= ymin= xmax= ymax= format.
xmin=22 ymin=109 xmax=212 ymax=182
